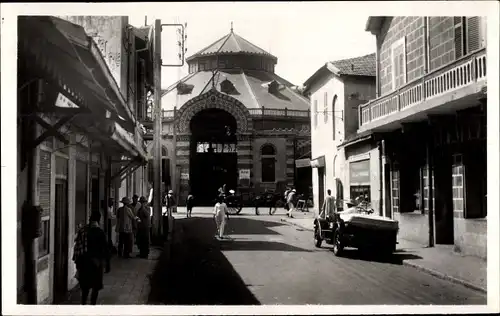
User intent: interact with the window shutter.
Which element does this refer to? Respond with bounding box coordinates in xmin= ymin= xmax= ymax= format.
xmin=454 ymin=17 xmax=464 ymax=59
xmin=466 ymin=16 xmax=481 ymax=52
xmin=391 ymin=37 xmax=406 ymax=90
xmin=39 ymin=150 xmax=51 ymax=217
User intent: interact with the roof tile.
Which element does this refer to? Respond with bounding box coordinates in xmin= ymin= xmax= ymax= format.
xmin=330 ymin=53 xmax=376 ymax=77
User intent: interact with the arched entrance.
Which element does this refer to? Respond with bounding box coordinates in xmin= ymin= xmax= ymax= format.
xmin=190 ymin=108 xmax=238 ymax=205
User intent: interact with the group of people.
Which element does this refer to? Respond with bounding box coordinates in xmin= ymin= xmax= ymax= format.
xmin=72 ymin=193 xmax=152 ymax=305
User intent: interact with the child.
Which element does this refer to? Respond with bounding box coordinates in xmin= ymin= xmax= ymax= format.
xmin=213 ymin=196 xmax=228 ymax=239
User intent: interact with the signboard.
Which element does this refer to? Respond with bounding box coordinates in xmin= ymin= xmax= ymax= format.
xmin=349 ymin=159 xmax=370 ymax=185
xmin=295 ymin=158 xmax=311 ymax=168
xmin=180 ymin=173 xmax=189 ymax=180
xmin=310 ymin=156 xmax=325 ymax=168
xmin=239 ymin=169 xmax=251 ymax=180
xmin=196 ymin=142 xmax=237 ymax=153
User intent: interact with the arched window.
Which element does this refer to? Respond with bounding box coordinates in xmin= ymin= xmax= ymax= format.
xmin=162 ymin=146 xmax=168 ymax=157
xmin=332 ymin=94 xmax=338 ymax=140
xmin=261 ymin=144 xmax=276 ymax=183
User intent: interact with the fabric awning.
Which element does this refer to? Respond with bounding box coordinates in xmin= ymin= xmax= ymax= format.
xmin=18 ymin=16 xmax=136 ymax=132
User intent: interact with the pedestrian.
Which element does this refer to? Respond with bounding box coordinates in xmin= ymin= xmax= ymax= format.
xmin=130 ymin=194 xmax=141 ymax=245
xmin=287 ymin=189 xmax=297 ymax=218
xmin=320 ymin=189 xmax=336 ymax=219
xmin=165 ymin=190 xmax=177 ymax=215
xmin=73 ymin=210 xmax=110 ymax=305
xmin=213 ymin=195 xmax=228 ymax=239
xmin=283 ymin=187 xmax=291 ymax=212
xmin=116 ymin=197 xmax=137 ymax=258
xmin=186 ymin=193 xmax=194 ymax=218
xmin=136 ymin=196 xmax=151 ymax=258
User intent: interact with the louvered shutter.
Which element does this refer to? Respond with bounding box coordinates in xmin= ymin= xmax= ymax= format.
xmin=466 ymin=17 xmax=481 ymax=52
xmin=454 ymin=17 xmax=464 ymax=59
xmin=391 ymin=37 xmax=406 ymax=90
xmin=38 ymin=150 xmax=51 ymax=217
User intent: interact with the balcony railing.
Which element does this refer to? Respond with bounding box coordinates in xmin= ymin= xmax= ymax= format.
xmin=160 ymin=107 xmax=310 ymax=120
xmin=359 ymin=48 xmax=486 ymax=127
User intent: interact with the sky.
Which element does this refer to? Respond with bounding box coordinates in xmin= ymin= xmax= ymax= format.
xmin=128 ymin=2 xmax=376 ymax=89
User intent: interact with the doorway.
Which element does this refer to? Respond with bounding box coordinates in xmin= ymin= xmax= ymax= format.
xmin=53 ymin=178 xmax=68 ymax=303
xmin=317 ymin=167 xmax=325 ymax=210
xmin=434 ymin=149 xmax=454 ymax=245
xmin=189 ymin=108 xmax=238 ymax=205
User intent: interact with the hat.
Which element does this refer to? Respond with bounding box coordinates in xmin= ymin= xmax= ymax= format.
xmin=121 ymin=197 xmax=131 ymax=204
xmin=139 ymin=196 xmax=148 ymax=203
xmin=229 ymin=189 xmax=235 ymax=194
xmin=292 ymin=189 xmax=296 ymax=192
xmin=133 ymin=194 xmax=139 ymax=199
xmin=168 ymin=190 xmax=173 ymax=194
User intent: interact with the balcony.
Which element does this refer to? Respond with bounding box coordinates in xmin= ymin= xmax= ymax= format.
xmin=358 ymin=48 xmax=486 ymax=133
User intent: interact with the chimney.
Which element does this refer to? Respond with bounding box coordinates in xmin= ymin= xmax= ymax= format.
xmin=268 ymin=80 xmax=279 ymax=94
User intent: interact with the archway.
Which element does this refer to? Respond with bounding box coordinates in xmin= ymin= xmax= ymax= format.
xmin=189 ymin=108 xmax=238 ymax=205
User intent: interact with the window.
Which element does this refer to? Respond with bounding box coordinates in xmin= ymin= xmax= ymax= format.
xmin=38 ymin=218 xmax=50 ymax=258
xmin=466 ymin=16 xmax=486 ymax=53
xmin=313 ymin=99 xmax=318 ymax=128
xmin=323 ymin=92 xmax=328 ymax=123
xmin=162 ymin=146 xmax=168 ymax=157
xmin=350 ymin=185 xmax=371 ymax=203
xmin=391 ymin=37 xmax=406 ymax=90
xmin=332 ymin=95 xmax=338 ymax=140
xmin=261 ymin=144 xmax=276 ymax=183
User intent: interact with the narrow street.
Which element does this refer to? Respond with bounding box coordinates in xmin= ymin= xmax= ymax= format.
xmin=148 ymin=207 xmax=486 ymax=305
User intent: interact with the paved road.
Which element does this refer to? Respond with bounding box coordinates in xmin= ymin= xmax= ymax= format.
xmin=149 ymin=207 xmax=486 ymax=305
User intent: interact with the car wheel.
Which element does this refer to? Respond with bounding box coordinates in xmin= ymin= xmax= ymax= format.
xmin=332 ymin=230 xmax=344 ymax=256
xmin=314 ymin=226 xmax=323 ymax=248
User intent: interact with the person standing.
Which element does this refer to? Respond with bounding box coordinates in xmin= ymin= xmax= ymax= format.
xmin=166 ymin=190 xmax=176 ymax=215
xmin=136 ymin=196 xmax=151 ymax=258
xmin=287 ymin=189 xmax=297 ymax=218
xmin=73 ymin=211 xmax=110 ymax=305
xmin=283 ymin=187 xmax=291 ymax=212
xmin=186 ymin=193 xmax=194 ymax=218
xmin=130 ymin=194 xmax=141 ymax=245
xmin=320 ymin=189 xmax=336 ymax=219
xmin=116 ymin=197 xmax=137 ymax=258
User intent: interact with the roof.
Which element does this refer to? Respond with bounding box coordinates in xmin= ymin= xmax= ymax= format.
xmin=365 ymin=17 xmax=386 ymax=33
xmin=186 ymin=30 xmax=277 ymax=62
xmin=161 ymin=69 xmax=309 ymax=112
xmin=303 ymin=53 xmax=376 ymax=91
xmin=337 ymin=130 xmax=374 ymax=148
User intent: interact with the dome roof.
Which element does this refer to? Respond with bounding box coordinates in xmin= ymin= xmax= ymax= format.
xmin=186 ymin=30 xmax=277 ymax=62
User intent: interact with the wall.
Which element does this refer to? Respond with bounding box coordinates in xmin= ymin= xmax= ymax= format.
xmin=60 ymin=16 xmax=128 ymax=97
xmin=252 ymin=137 xmax=287 ymax=193
xmin=343 ymin=76 xmax=376 ymax=138
xmin=454 ymin=218 xmax=487 ymax=259
xmin=427 ymin=17 xmax=455 ymax=71
xmin=378 ymin=17 xmax=425 ymax=96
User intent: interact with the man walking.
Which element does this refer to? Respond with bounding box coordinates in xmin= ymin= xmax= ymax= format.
xmin=136 ymin=196 xmax=151 ymax=258
xmin=287 ymin=189 xmax=297 ymax=218
xmin=116 ymin=197 xmax=137 ymax=258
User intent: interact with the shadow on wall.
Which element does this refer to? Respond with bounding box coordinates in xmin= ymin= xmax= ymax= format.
xmin=148 ymin=217 xmax=261 ymax=305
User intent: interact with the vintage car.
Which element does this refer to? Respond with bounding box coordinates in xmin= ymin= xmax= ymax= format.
xmin=313 ymin=198 xmax=399 ymax=256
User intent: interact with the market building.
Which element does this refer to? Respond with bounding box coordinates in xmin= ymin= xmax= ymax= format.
xmin=303 ymin=54 xmax=378 ymax=213
xmin=17 ymin=16 xmax=152 ymax=304
xmin=360 ymin=16 xmax=487 ymax=259
xmin=154 ymin=27 xmax=312 ymax=205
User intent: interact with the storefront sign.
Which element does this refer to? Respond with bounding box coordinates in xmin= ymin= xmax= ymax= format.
xmin=180 ymin=173 xmax=189 ymax=180
xmin=295 ymin=158 xmax=311 ymax=168
xmin=239 ymin=169 xmax=251 ymax=180
xmin=349 ymin=159 xmax=370 ymax=185
xmin=310 ymin=156 xmax=325 ymax=168
xmin=196 ymin=142 xmax=237 ymax=153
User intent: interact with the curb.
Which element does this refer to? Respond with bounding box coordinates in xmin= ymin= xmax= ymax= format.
xmin=402 ymin=260 xmax=487 ymax=294
xmin=280 ymin=217 xmax=314 ymax=231
xmin=281 ymin=218 xmax=486 ymax=294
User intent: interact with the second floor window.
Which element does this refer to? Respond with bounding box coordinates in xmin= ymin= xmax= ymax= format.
xmin=391 ymin=37 xmax=407 ymax=91
xmin=324 ymin=92 xmax=328 ymax=123
xmin=332 ymin=94 xmax=338 ymax=140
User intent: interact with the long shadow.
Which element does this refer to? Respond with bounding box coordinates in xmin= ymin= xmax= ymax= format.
xmin=223 ymin=217 xmax=287 ymax=235
xmin=335 ymin=248 xmax=423 ymax=265
xmin=148 ymin=217 xmax=261 ymax=305
xmin=218 ymin=239 xmax=312 ymax=252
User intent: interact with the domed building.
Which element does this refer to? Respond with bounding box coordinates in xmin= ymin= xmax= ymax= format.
xmin=152 ymin=26 xmax=312 ymax=205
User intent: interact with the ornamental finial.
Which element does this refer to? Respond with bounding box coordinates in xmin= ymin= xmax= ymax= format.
xmin=230 ymin=21 xmax=233 ymax=33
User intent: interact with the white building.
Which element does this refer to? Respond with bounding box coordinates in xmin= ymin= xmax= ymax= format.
xmin=303 ymin=54 xmax=378 ymax=213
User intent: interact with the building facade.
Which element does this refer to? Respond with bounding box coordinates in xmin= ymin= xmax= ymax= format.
xmin=360 ymin=16 xmax=487 ymax=258
xmin=17 ymin=16 xmax=152 ymax=304
xmin=304 ymin=54 xmax=377 ymax=212
xmin=149 ymin=28 xmax=312 ymax=205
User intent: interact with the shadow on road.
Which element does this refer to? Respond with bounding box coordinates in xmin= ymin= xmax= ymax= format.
xmin=148 ymin=217 xmax=261 ymax=305
xmin=334 ymin=248 xmax=423 ymax=265
xmin=219 ymin=239 xmax=312 ymax=252
xmin=224 ymin=216 xmax=287 ymax=235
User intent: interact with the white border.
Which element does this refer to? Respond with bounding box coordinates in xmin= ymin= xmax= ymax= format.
xmin=2 ymin=1 xmax=499 ymax=315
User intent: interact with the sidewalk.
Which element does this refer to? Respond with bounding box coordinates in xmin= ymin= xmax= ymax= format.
xmin=281 ymin=213 xmax=487 ymax=293
xmin=63 ymin=244 xmax=162 ymax=305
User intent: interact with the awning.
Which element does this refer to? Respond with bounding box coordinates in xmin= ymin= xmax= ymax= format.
xmin=18 ymin=16 xmax=136 ymax=133
xmin=310 ymin=156 xmax=325 ymax=168
xmin=295 ymin=158 xmax=311 ymax=168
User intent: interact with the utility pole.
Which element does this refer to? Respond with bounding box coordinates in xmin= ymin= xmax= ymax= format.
xmin=152 ymin=19 xmax=163 ymax=244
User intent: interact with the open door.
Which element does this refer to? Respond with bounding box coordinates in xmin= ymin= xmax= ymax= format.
xmin=53 ymin=178 xmax=69 ymax=303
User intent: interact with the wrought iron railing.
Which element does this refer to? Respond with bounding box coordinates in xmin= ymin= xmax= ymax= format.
xmin=359 ymin=48 xmax=486 ymax=127
xmin=160 ymin=106 xmax=310 ymax=120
